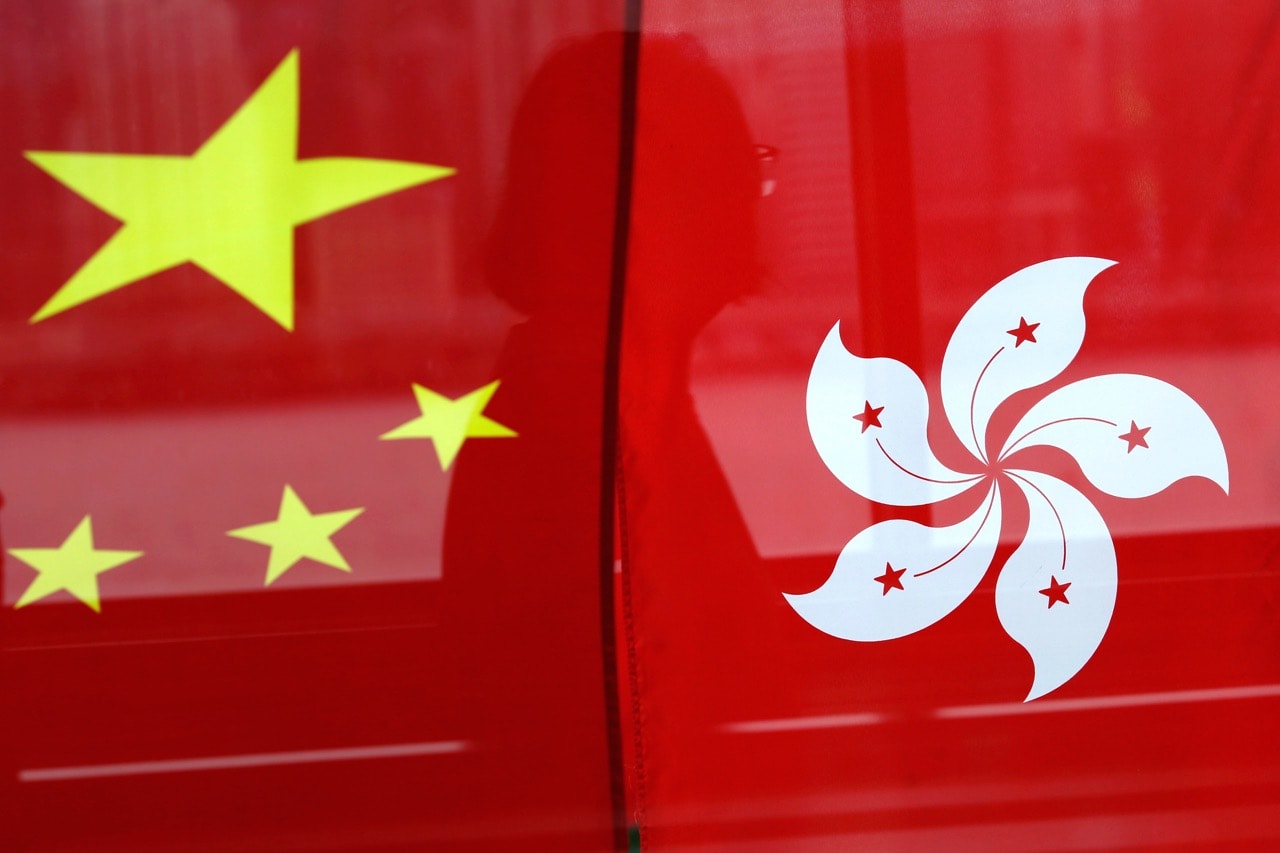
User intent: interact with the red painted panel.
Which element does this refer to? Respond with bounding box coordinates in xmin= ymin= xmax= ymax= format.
xmin=619 ymin=2 xmax=1280 ymax=848
xmin=0 ymin=3 xmax=625 ymax=849
xmin=5 ymin=1 xmax=1280 ymax=850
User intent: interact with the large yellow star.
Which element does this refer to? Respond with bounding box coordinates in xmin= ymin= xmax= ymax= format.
xmin=227 ymin=485 xmax=364 ymax=585
xmin=24 ymin=49 xmax=454 ymax=330
xmin=380 ymin=380 xmax=517 ymax=470
xmin=9 ymin=516 xmax=143 ymax=612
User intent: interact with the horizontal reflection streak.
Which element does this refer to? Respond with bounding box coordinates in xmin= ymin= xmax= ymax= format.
xmin=723 ymin=713 xmax=887 ymax=733
xmin=7 ymin=620 xmax=438 ymax=653
xmin=936 ymin=683 xmax=1280 ymax=719
xmin=20 ymin=740 xmax=468 ymax=782
xmin=724 ymin=684 xmax=1280 ymax=733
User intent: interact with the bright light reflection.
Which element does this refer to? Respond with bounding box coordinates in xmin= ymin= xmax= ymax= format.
xmin=723 ymin=712 xmax=887 ymax=733
xmin=722 ymin=683 xmax=1280 ymax=733
xmin=20 ymin=740 xmax=468 ymax=782
xmin=935 ymin=683 xmax=1280 ymax=719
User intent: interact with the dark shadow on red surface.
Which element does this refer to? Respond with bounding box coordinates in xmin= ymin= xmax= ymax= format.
xmin=614 ymin=33 xmax=766 ymax=849
xmin=440 ymin=31 xmax=636 ymax=851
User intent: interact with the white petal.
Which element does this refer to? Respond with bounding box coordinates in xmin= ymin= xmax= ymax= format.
xmin=941 ymin=257 xmax=1116 ymax=463
xmin=997 ymin=471 xmax=1116 ymax=700
xmin=1000 ymin=373 xmax=1229 ymax=498
xmin=808 ymin=322 xmax=983 ymax=507
xmin=785 ymin=484 xmax=1000 ymax=641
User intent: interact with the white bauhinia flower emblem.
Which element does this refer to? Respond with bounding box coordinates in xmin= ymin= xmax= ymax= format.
xmin=788 ymin=257 xmax=1229 ymax=700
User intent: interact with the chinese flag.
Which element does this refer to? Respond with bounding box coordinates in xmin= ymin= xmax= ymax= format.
xmin=1 ymin=3 xmax=627 ymax=850
xmin=618 ymin=2 xmax=1280 ymax=849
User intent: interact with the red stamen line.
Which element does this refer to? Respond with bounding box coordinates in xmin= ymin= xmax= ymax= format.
xmin=1000 ymin=416 xmax=1118 ymax=461
xmin=875 ymin=439 xmax=985 ymax=485
xmin=969 ymin=347 xmax=1005 ymax=465
xmin=1008 ymin=471 xmax=1067 ymax=573
xmin=914 ymin=486 xmax=997 ymax=578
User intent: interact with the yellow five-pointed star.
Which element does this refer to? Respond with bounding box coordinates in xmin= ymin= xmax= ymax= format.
xmin=9 ymin=516 xmax=143 ymax=612
xmin=25 ymin=49 xmax=454 ymax=330
xmin=227 ymin=485 xmax=364 ymax=585
xmin=380 ymin=380 xmax=517 ymax=470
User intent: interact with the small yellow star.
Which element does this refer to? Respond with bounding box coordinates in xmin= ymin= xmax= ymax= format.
xmin=380 ymin=380 xmax=517 ymax=470
xmin=227 ymin=485 xmax=363 ymax=585
xmin=25 ymin=49 xmax=454 ymax=330
xmin=9 ymin=516 xmax=143 ymax=612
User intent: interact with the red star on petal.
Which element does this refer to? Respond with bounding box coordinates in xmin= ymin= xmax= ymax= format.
xmin=1039 ymin=575 xmax=1071 ymax=608
xmin=853 ymin=401 xmax=884 ymax=433
xmin=874 ymin=562 xmax=906 ymax=595
xmin=1007 ymin=316 xmax=1040 ymax=347
xmin=1118 ymin=420 xmax=1151 ymax=453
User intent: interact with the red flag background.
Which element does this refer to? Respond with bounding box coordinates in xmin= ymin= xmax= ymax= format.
xmin=619 ymin=1 xmax=1280 ymax=849
xmin=1 ymin=2 xmax=625 ymax=850
xmin=4 ymin=1 xmax=1280 ymax=851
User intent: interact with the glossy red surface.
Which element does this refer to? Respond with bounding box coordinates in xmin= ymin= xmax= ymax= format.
xmin=3 ymin=2 xmax=1280 ymax=851
xmin=2 ymin=3 xmax=623 ymax=850
xmin=620 ymin=1 xmax=1280 ymax=849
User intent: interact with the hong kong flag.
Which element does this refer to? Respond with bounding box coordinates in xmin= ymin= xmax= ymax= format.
xmin=618 ymin=2 xmax=1280 ymax=849
xmin=0 ymin=3 xmax=628 ymax=850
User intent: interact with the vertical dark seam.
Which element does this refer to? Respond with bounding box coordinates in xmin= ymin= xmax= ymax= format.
xmin=600 ymin=3 xmax=643 ymax=850
xmin=616 ymin=450 xmax=648 ymax=849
